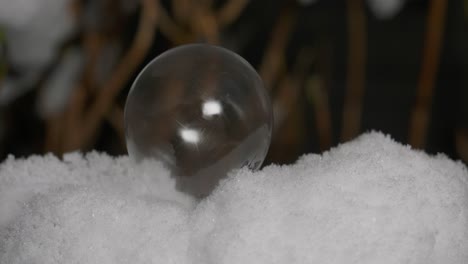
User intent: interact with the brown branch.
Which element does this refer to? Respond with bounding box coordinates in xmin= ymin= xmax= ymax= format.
xmin=189 ymin=1 xmax=220 ymax=44
xmin=409 ymin=0 xmax=447 ymax=148
xmin=158 ymin=0 xmax=192 ymax=44
xmin=312 ymin=43 xmax=334 ymax=150
xmin=216 ymin=0 xmax=249 ymax=27
xmin=259 ymin=8 xmax=295 ymax=91
xmin=51 ymin=28 xmax=107 ymax=154
xmin=44 ymin=114 xmax=65 ymax=153
xmin=62 ymin=0 xmax=158 ymax=151
xmin=61 ymin=83 xmax=88 ymax=152
xmin=172 ymin=0 xmax=191 ymax=25
xmin=456 ymin=129 xmax=468 ymax=164
xmin=341 ymin=0 xmax=367 ymax=141
xmin=58 ymin=30 xmax=105 ymax=153
xmin=273 ymin=48 xmax=314 ymax=130
xmin=269 ymin=48 xmax=313 ymax=163
xmin=68 ymin=0 xmax=82 ymax=18
xmin=106 ymin=104 xmax=126 ymax=147
xmin=82 ymin=32 xmax=106 ymax=90
xmin=307 ymin=76 xmax=333 ymax=151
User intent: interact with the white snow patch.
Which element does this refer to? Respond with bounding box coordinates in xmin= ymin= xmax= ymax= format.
xmin=0 ymin=0 xmax=76 ymax=105
xmin=0 ymin=132 xmax=467 ymax=263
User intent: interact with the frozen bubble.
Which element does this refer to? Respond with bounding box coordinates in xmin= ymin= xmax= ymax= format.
xmin=124 ymin=44 xmax=273 ymax=198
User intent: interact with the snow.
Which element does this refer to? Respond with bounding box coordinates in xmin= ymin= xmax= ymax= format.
xmin=367 ymin=0 xmax=406 ymax=20
xmin=1 ymin=132 xmax=467 ymax=263
xmin=0 ymin=0 xmax=75 ymax=69
xmin=0 ymin=0 xmax=76 ymax=105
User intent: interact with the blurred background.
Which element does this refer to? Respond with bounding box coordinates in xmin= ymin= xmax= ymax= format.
xmin=0 ymin=0 xmax=466 ymax=165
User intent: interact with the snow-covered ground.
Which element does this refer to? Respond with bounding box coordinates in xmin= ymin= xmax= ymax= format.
xmin=0 ymin=132 xmax=467 ymax=263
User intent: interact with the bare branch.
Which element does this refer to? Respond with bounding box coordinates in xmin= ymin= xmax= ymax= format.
xmin=409 ymin=0 xmax=447 ymax=148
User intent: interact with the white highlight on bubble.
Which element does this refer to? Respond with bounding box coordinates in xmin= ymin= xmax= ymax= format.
xmin=179 ymin=128 xmax=200 ymax=144
xmin=202 ymin=99 xmax=222 ymax=118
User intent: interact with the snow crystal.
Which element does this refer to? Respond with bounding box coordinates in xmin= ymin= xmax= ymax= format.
xmin=0 ymin=132 xmax=467 ymax=264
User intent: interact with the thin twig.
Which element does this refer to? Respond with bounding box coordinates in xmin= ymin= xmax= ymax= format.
xmin=216 ymin=0 xmax=250 ymax=27
xmin=63 ymin=0 xmax=158 ymax=151
xmin=188 ymin=1 xmax=219 ymax=44
xmin=106 ymin=105 xmax=126 ymax=147
xmin=456 ymin=129 xmax=468 ymax=164
xmin=62 ymin=83 xmax=88 ymax=152
xmin=158 ymin=0 xmax=192 ymax=44
xmin=409 ymin=0 xmax=447 ymax=148
xmin=307 ymin=76 xmax=333 ymax=151
xmin=58 ymin=32 xmax=106 ymax=153
xmin=273 ymin=48 xmax=314 ymax=130
xmin=269 ymin=47 xmax=313 ymax=163
xmin=172 ymin=0 xmax=191 ymax=25
xmin=259 ymin=8 xmax=295 ymax=91
xmin=341 ymin=0 xmax=367 ymax=141
xmin=313 ymin=42 xmax=334 ymax=150
xmin=44 ymin=114 xmax=65 ymax=153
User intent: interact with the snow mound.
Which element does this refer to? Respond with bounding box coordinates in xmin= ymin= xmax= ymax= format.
xmin=1 ymin=132 xmax=467 ymax=264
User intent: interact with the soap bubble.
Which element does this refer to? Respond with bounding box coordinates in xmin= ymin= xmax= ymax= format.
xmin=124 ymin=44 xmax=273 ymax=198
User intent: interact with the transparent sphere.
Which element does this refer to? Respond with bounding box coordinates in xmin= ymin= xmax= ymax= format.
xmin=124 ymin=44 xmax=273 ymax=198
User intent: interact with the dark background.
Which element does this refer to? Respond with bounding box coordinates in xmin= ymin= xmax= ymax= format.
xmin=0 ymin=0 xmax=467 ymax=165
